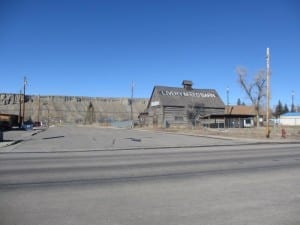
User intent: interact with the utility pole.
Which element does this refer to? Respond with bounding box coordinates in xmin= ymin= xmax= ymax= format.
xmin=22 ymin=76 xmax=27 ymax=125
xmin=266 ymin=48 xmax=271 ymax=138
xmin=18 ymin=90 xmax=22 ymax=127
xmin=38 ymin=95 xmax=41 ymax=122
xmin=291 ymin=90 xmax=295 ymax=112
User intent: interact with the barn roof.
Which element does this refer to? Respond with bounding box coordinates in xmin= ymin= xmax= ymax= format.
xmin=148 ymin=85 xmax=225 ymax=109
xmin=225 ymin=105 xmax=257 ymax=116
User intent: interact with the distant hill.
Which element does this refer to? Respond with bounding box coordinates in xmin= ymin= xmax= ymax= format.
xmin=0 ymin=93 xmax=148 ymax=125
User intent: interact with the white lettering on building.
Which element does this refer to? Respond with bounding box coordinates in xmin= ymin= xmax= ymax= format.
xmin=151 ymin=101 xmax=160 ymax=106
xmin=160 ymin=90 xmax=216 ymax=98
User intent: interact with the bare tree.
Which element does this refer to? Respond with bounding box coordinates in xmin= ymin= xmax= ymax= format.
xmin=85 ymin=102 xmax=95 ymax=124
xmin=236 ymin=66 xmax=266 ymax=127
xmin=187 ymin=103 xmax=205 ymax=127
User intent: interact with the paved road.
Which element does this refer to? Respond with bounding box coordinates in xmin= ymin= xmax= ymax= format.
xmin=0 ymin=126 xmax=300 ymax=225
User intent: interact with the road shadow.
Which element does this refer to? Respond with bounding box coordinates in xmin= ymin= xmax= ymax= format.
xmin=43 ymin=136 xmax=65 ymax=140
xmin=125 ymin=138 xmax=142 ymax=142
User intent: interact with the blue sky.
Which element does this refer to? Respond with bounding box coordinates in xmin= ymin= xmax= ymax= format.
xmin=1 ymin=0 xmax=300 ymax=109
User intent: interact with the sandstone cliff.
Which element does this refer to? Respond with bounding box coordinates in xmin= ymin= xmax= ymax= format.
xmin=0 ymin=93 xmax=148 ymax=125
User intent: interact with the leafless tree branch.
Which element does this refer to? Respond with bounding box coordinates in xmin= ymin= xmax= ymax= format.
xmin=236 ymin=66 xmax=267 ymax=126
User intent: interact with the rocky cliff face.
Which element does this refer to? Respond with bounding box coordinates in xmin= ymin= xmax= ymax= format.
xmin=0 ymin=93 xmax=148 ymax=125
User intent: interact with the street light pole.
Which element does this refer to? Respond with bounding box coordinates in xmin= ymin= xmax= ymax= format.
xmin=226 ymin=87 xmax=229 ymax=108
xmin=226 ymin=86 xmax=229 ymax=128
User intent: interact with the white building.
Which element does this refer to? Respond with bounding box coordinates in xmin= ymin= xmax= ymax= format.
xmin=279 ymin=112 xmax=300 ymax=126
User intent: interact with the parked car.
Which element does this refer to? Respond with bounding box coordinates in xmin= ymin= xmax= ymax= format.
xmin=22 ymin=121 xmax=33 ymax=130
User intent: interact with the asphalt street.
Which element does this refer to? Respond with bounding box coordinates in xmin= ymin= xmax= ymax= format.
xmin=0 ymin=126 xmax=300 ymax=225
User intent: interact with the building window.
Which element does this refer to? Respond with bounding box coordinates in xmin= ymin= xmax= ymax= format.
xmin=175 ymin=116 xmax=184 ymax=121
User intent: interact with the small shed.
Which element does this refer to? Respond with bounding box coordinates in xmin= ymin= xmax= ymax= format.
xmin=279 ymin=112 xmax=300 ymax=126
xmin=225 ymin=105 xmax=257 ymax=128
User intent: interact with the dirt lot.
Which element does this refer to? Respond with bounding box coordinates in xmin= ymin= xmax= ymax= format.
xmin=149 ymin=126 xmax=300 ymax=141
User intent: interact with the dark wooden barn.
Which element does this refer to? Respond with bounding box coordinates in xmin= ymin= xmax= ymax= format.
xmin=140 ymin=81 xmax=225 ymax=128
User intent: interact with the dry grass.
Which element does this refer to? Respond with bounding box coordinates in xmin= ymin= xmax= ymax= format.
xmin=146 ymin=126 xmax=300 ymax=141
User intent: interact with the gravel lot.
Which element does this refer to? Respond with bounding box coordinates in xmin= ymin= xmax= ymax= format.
xmin=1 ymin=125 xmax=299 ymax=150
